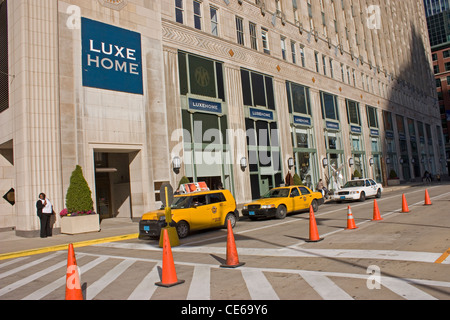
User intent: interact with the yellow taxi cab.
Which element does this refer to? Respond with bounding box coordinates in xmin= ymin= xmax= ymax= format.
xmin=139 ymin=186 xmax=238 ymax=239
xmin=241 ymin=185 xmax=324 ymax=220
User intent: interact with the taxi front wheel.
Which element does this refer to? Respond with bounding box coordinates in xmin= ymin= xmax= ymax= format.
xmin=224 ymin=213 xmax=237 ymax=228
xmin=176 ymin=220 xmax=190 ymax=238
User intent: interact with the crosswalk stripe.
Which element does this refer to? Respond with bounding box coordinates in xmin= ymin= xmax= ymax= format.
xmin=0 ymin=252 xmax=62 ymax=280
xmin=241 ymin=269 xmax=279 ymax=300
xmin=22 ymin=256 xmax=108 ymax=300
xmin=0 ymin=258 xmax=67 ymax=297
xmin=299 ymin=271 xmax=354 ymax=300
xmin=127 ymin=263 xmax=161 ymax=300
xmin=0 ymin=257 xmax=30 ymax=270
xmin=86 ymin=259 xmax=135 ymax=300
xmin=381 ymin=277 xmax=438 ymax=300
xmin=187 ymin=265 xmax=211 ymax=300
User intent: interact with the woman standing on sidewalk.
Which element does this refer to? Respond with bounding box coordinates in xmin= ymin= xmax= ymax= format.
xmin=36 ymin=193 xmax=53 ymax=238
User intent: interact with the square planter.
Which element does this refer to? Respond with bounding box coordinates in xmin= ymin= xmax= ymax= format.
xmin=387 ymin=179 xmax=400 ymax=186
xmin=60 ymin=214 xmax=100 ymax=235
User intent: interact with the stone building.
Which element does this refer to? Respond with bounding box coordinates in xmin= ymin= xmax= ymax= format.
xmin=0 ymin=0 xmax=445 ymax=236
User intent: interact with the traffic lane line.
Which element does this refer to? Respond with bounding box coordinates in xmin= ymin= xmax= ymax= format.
xmin=435 ymin=248 xmax=450 ymax=264
xmin=0 ymin=233 xmax=139 ymax=261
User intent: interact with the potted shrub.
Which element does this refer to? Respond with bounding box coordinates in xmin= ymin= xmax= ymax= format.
xmin=60 ymin=165 xmax=100 ymax=234
xmin=387 ymin=169 xmax=400 ymax=186
xmin=352 ymin=169 xmax=362 ymax=180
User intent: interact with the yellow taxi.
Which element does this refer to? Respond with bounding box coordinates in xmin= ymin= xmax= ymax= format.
xmin=241 ymin=185 xmax=324 ymax=220
xmin=139 ymin=188 xmax=238 ymax=239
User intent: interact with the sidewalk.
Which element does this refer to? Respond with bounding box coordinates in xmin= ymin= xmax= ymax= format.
xmin=0 ymin=218 xmax=139 ymax=258
xmin=0 ymin=180 xmax=447 ymax=259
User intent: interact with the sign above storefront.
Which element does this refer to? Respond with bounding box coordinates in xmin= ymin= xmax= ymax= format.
xmin=188 ymin=98 xmax=222 ymax=114
xmin=293 ymin=115 xmax=312 ymax=127
xmin=81 ymin=17 xmax=143 ymax=95
xmin=249 ymin=107 xmax=274 ymax=121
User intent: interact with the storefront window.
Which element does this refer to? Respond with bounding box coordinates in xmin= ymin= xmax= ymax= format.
xmin=242 ymin=69 xmax=281 ymax=199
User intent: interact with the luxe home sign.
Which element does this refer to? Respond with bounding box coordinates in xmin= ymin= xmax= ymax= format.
xmin=81 ymin=17 xmax=143 ymax=94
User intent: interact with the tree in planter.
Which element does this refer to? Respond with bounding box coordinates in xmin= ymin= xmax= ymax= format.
xmin=66 ymin=165 xmax=94 ymax=215
xmin=352 ymin=169 xmax=362 ymax=179
xmin=389 ymin=170 xmax=398 ymax=179
xmin=293 ymin=173 xmax=302 ymax=186
xmin=178 ymin=176 xmax=190 ymax=189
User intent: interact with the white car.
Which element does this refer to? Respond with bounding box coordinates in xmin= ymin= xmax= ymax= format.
xmin=331 ymin=178 xmax=383 ymax=202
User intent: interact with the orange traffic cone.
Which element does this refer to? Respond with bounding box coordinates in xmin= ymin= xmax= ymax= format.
xmin=346 ymin=206 xmax=358 ymax=230
xmin=424 ymin=189 xmax=432 ymax=205
xmin=306 ymin=205 xmax=323 ymax=242
xmin=65 ymin=243 xmax=83 ymax=300
xmin=221 ymin=219 xmax=245 ymax=268
xmin=401 ymin=194 xmax=410 ymax=213
xmin=372 ymin=199 xmax=383 ymax=221
xmin=155 ymin=228 xmax=185 ymax=287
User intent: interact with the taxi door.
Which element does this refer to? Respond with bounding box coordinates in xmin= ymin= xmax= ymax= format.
xmin=188 ymin=194 xmax=212 ymax=230
xmin=208 ymin=192 xmax=227 ymax=227
xmin=289 ymin=187 xmax=301 ymax=212
xmin=298 ymin=186 xmax=313 ymax=210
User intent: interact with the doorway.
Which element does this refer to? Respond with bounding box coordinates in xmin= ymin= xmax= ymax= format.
xmin=94 ymin=152 xmax=132 ymax=220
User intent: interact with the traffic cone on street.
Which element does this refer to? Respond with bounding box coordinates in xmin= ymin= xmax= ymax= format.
xmin=424 ymin=189 xmax=432 ymax=205
xmin=401 ymin=194 xmax=410 ymax=213
xmin=155 ymin=228 xmax=185 ymax=287
xmin=346 ymin=206 xmax=358 ymax=230
xmin=306 ymin=205 xmax=323 ymax=242
xmin=65 ymin=243 xmax=83 ymax=300
xmin=220 ymin=219 xmax=245 ymax=268
xmin=372 ymin=199 xmax=383 ymax=221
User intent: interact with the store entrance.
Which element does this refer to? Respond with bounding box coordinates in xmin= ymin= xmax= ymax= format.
xmin=94 ymin=152 xmax=132 ymax=220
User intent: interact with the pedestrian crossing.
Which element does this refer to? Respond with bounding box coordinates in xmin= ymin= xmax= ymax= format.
xmin=1 ymin=250 xmax=449 ymax=300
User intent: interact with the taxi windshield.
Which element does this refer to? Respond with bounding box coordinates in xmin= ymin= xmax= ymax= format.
xmin=343 ymin=180 xmax=364 ymax=188
xmin=261 ymin=188 xmax=290 ymax=198
xmin=170 ymin=196 xmax=191 ymax=209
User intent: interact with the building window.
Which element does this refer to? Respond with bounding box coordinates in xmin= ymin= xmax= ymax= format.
xmin=193 ymin=0 xmax=202 ymax=30
xmin=291 ymin=41 xmax=297 ymax=64
xmin=299 ymin=45 xmax=305 ymax=67
xmin=444 ymin=50 xmax=450 ymax=58
xmin=210 ymin=6 xmax=218 ymax=36
xmin=175 ymin=0 xmax=184 ymax=24
xmin=0 ymin=0 xmax=8 ymax=113
xmin=286 ymin=81 xmax=311 ymax=115
xmin=340 ymin=63 xmax=345 ymax=82
xmin=445 ymin=62 xmax=450 ymax=71
xmin=314 ymin=52 xmax=320 ymax=72
xmin=322 ymin=55 xmax=327 ymax=75
xmin=346 ymin=99 xmax=361 ymax=126
xmin=329 ymin=58 xmax=334 ymax=78
xmin=236 ymin=16 xmax=244 ymax=45
xmin=432 ymin=53 xmax=438 ymax=61
xmin=366 ymin=105 xmax=379 ymax=128
xmin=261 ymin=28 xmax=270 ymax=54
xmin=320 ymin=91 xmax=340 ymax=121
xmin=434 ymin=64 xmax=440 ymax=73
xmin=241 ymin=69 xmax=275 ymax=110
xmin=281 ymin=37 xmax=287 ymax=60
xmin=178 ymin=51 xmax=225 ymax=101
xmin=249 ymin=22 xmax=258 ymax=50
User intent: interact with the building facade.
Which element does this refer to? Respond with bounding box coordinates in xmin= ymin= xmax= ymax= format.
xmin=0 ymin=0 xmax=445 ymax=236
xmin=425 ymin=0 xmax=450 ymax=173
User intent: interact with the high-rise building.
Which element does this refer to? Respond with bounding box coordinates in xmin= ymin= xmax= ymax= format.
xmin=424 ymin=0 xmax=450 ymax=173
xmin=0 ymin=0 xmax=445 ymax=236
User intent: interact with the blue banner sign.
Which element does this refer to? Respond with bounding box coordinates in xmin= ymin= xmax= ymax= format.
xmin=81 ymin=17 xmax=143 ymax=95
xmin=293 ymin=115 xmax=312 ymax=126
xmin=325 ymin=121 xmax=340 ymax=130
xmin=385 ymin=131 xmax=394 ymax=139
xmin=350 ymin=125 xmax=362 ymax=134
xmin=249 ymin=108 xmax=274 ymax=121
xmin=370 ymin=129 xmax=379 ymax=136
xmin=188 ymin=98 xmax=222 ymax=114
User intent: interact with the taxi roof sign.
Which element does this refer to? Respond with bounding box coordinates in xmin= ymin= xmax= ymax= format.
xmin=179 ymin=182 xmax=209 ymax=194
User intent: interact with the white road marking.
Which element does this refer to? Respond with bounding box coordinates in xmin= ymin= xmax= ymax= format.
xmin=241 ymin=269 xmax=279 ymax=300
xmin=127 ymin=263 xmax=161 ymax=300
xmin=187 ymin=265 xmax=211 ymax=300
xmin=299 ymin=271 xmax=353 ymax=300
xmin=86 ymin=259 xmax=135 ymax=300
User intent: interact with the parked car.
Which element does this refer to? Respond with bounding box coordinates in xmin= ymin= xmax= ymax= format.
xmin=331 ymin=178 xmax=383 ymax=202
xmin=139 ymin=189 xmax=238 ymax=239
xmin=241 ymin=185 xmax=324 ymax=220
